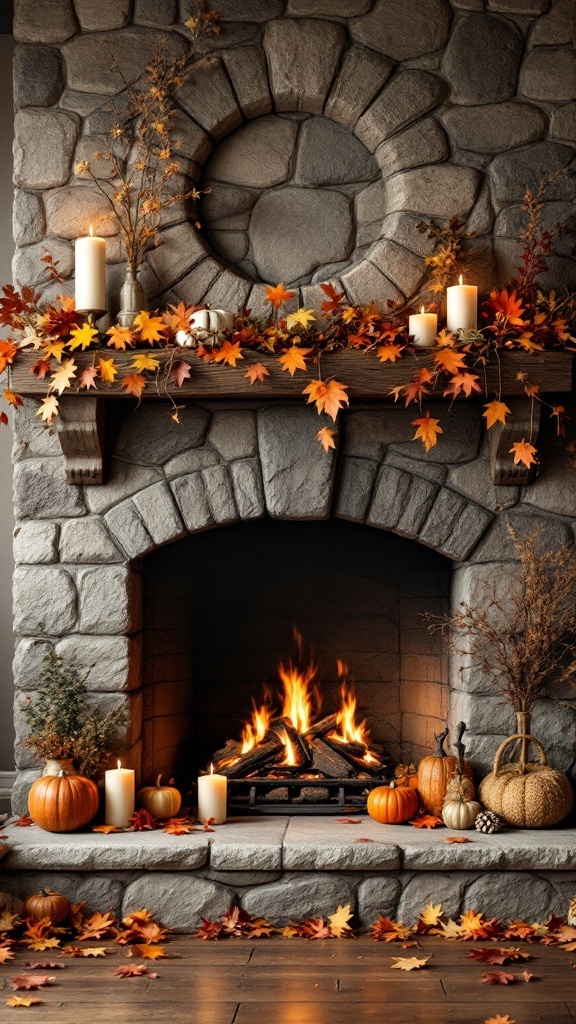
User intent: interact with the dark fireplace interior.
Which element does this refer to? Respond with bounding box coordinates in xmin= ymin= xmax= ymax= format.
xmin=141 ymin=520 xmax=450 ymax=790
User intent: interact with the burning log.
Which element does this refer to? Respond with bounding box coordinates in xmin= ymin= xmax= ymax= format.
xmin=304 ymin=713 xmax=338 ymax=739
xmin=310 ymin=737 xmax=355 ymax=778
xmin=220 ymin=736 xmax=284 ymax=778
xmin=325 ymin=736 xmax=366 ymax=760
xmin=212 ymin=739 xmax=242 ymax=771
xmin=270 ymin=718 xmax=312 ymax=769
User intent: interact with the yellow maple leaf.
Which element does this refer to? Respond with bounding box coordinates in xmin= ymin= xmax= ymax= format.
xmin=107 ymin=324 xmax=135 ymax=350
xmin=213 ymin=340 xmax=243 ymax=367
xmin=341 ymin=306 xmax=357 ymax=324
xmin=483 ymin=400 xmax=511 ymax=429
xmin=98 ymin=356 xmax=118 ymax=384
xmin=328 ymin=904 xmax=353 ymax=938
xmin=133 ymin=311 xmax=166 ymax=343
xmin=6 ymin=995 xmax=43 ymax=1007
xmin=516 ymin=332 xmax=544 ymax=352
xmin=377 ymin=343 xmax=405 ymax=363
xmin=390 ymin=956 xmax=430 ymax=971
xmin=131 ymin=352 xmax=160 ymax=372
xmin=42 ymin=340 xmax=66 ymax=363
xmin=317 ymin=426 xmax=336 ymax=453
xmin=285 ymin=308 xmax=316 ymax=332
xmin=303 ymin=379 xmax=349 ymax=422
xmin=435 ymin=328 xmax=456 ymax=347
xmin=68 ymin=322 xmax=98 ymax=351
xmin=279 ymin=346 xmax=312 ymax=376
xmin=36 ymin=395 xmax=59 ymax=424
xmin=509 ymin=439 xmax=538 ymax=468
xmin=438 ymin=919 xmax=462 ymax=940
xmin=419 ymin=904 xmax=443 ymax=927
xmin=127 ymin=944 xmax=166 ymax=960
xmin=412 ymin=411 xmax=443 ymax=451
xmin=49 ymin=358 xmax=77 ymax=395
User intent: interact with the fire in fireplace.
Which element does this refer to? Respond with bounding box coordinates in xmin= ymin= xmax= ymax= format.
xmin=207 ymin=635 xmax=394 ymax=814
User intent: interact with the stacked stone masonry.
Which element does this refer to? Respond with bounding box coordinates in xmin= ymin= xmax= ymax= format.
xmin=11 ymin=0 xmax=576 ymax=313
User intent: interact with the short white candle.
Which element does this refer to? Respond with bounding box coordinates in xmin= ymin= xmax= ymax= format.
xmin=408 ymin=306 xmax=438 ymax=348
xmin=446 ymin=275 xmax=478 ymax=335
xmin=198 ymin=764 xmax=227 ymax=825
xmin=104 ymin=760 xmax=135 ymax=827
xmin=75 ymin=225 xmax=107 ymax=313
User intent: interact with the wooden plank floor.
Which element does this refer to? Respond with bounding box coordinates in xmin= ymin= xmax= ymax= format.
xmin=1 ymin=934 xmax=576 ymax=1023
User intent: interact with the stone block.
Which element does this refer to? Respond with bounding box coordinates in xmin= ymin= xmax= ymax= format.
xmin=170 ymin=472 xmax=214 ymax=531
xmin=14 ymin=109 xmax=79 ymax=189
xmin=380 ymin=213 xmax=436 ymax=258
xmin=59 ymin=518 xmax=122 ymax=563
xmin=14 ymin=566 xmax=77 ymax=636
xmin=2 ymin=871 xmax=127 ymax=918
xmin=62 ymin=28 xmax=185 ymax=96
xmin=165 ymin=258 xmax=221 ymax=308
xmin=451 ymin=691 xmax=513 ymax=738
xmin=134 ymin=0 xmax=177 ymax=26
xmin=13 ymin=521 xmax=59 ymax=565
xmin=112 ymin=403 xmax=209 ymax=466
xmin=443 ymin=102 xmax=546 ymax=154
xmin=355 ymin=71 xmax=446 ymax=153
xmin=201 ymin=184 xmax=257 ymax=230
xmin=200 ymin=270 xmax=251 ymax=313
xmin=521 ymin=47 xmax=576 ymax=102
xmin=146 ymin=221 xmax=209 ymax=285
xmin=77 ymin=566 xmax=141 ymax=635
xmin=13 ymin=190 xmax=45 ymax=247
xmin=86 ymin=464 xmax=162 ymax=519
xmin=452 ymin=562 xmax=522 ymax=632
xmin=13 ymin=638 xmax=52 ymax=691
xmin=529 ymin=699 xmax=576 ymax=774
xmin=264 ymin=18 xmax=346 ymax=115
xmin=132 ymin=483 xmax=186 ymax=547
xmin=530 ymin=0 xmax=574 ymax=45
xmin=375 ymin=117 xmax=448 ymax=177
xmin=487 ymin=0 xmax=549 ymax=9
xmin=206 ymin=116 xmax=297 ymax=188
xmin=177 ymin=57 xmax=241 ymax=140
xmin=288 ymin=0 xmax=371 ymax=12
xmin=14 ymin=0 xmax=78 ymax=43
xmin=211 ymin=0 xmax=284 ymax=17
xmin=470 ymin=512 xmax=572 ymax=564
xmin=56 ymin=634 xmax=142 ymax=692
xmin=418 ymin=489 xmax=475 ymax=554
xmin=283 ymin=817 xmax=400 ymax=871
xmin=324 ymin=46 xmax=394 ymax=130
xmin=13 ymin=238 xmax=74 ymax=289
xmin=230 ymin=459 xmax=265 ymax=521
xmin=385 ymin=164 xmax=479 ymax=218
xmin=45 ymin=185 xmax=118 ymax=239
xmin=94 ymin=690 xmax=142 ymax=750
xmin=201 ymin=464 xmax=237 ymax=524
xmin=442 ymin=14 xmax=523 ymax=104
xmin=251 ymin=186 xmax=354 ymax=285
xmin=334 ymin=457 xmax=379 ymax=522
xmin=489 ymin=142 xmax=575 ymax=207
xmin=14 ymin=45 xmax=64 ymax=108
xmin=440 ymin=502 xmax=493 ymax=561
xmin=389 ymin=404 xmax=482 ymax=463
xmin=123 ymin=873 xmax=231 ymax=931
xmin=294 ymin=117 xmax=378 ymax=186
xmin=74 ymin=0 xmax=130 ymax=30
xmin=341 ymin=260 xmax=403 ymax=306
xmin=73 ymin=137 xmax=115 ymax=183
xmin=368 ymin=239 xmax=426 ymax=298
xmin=103 ymin=500 xmax=153 ymax=559
xmin=462 ymin=872 xmax=555 ymax=922
xmin=385 ymin=452 xmax=447 ymax=484
xmin=258 ymin=406 xmax=336 ymax=519
xmin=2 ymin=827 xmax=209 ymax=871
xmin=211 ymin=819 xmax=287 ymax=872
xmin=351 ymin=0 xmax=451 ymax=59
xmin=395 ymin=475 xmax=440 ymax=540
xmin=357 ymin=877 xmax=402 ymax=925
xmin=398 ymin=872 xmax=471 ymax=924
xmin=368 ymin=465 xmax=417 ymax=531
xmin=241 ymin=873 xmax=358 ymax=926
xmin=10 ymin=770 xmax=41 ymax=816
xmin=550 ymin=103 xmax=576 ymax=142
xmin=448 ymin=450 xmax=518 ymax=512
xmin=164 ymin=448 xmax=220 ymax=478
xmin=206 ymin=230 xmax=248 ymax=266
xmin=221 ymin=46 xmax=272 ymax=120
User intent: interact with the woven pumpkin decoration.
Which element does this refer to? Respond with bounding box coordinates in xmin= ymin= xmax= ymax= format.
xmin=28 ymin=770 xmax=99 ymax=833
xmin=417 ymin=727 xmax=474 ymax=817
xmin=479 ymin=731 xmax=573 ymax=828
xmin=22 ymin=888 xmax=71 ymax=924
xmin=137 ymin=775 xmax=181 ymax=819
xmin=367 ymin=781 xmax=419 ymax=824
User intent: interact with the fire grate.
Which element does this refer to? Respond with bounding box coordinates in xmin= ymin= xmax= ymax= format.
xmin=225 ymin=775 xmax=393 ymax=815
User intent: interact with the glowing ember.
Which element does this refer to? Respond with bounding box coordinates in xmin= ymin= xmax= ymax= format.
xmin=279 ymin=660 xmax=317 ymax=734
xmin=241 ymin=702 xmax=272 ymax=754
xmin=279 ymin=730 xmax=297 ymax=767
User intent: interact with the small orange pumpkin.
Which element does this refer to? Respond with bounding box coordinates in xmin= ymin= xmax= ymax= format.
xmin=137 ymin=775 xmax=182 ymax=819
xmin=22 ymin=888 xmax=71 ymax=924
xmin=28 ymin=771 xmax=99 ymax=833
xmin=417 ymin=728 xmax=474 ymax=817
xmin=367 ymin=781 xmax=420 ymax=824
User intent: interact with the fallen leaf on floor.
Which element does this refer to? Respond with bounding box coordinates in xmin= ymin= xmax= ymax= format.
xmin=114 ymin=964 xmax=158 ymax=978
xmin=481 ymin=971 xmax=516 ymax=985
xmin=75 ymin=910 xmax=116 ymax=941
xmin=328 ymin=905 xmax=354 ymax=939
xmin=163 ymin=817 xmax=198 ymax=835
xmin=24 ymin=962 xmax=65 ymax=970
xmin=419 ymin=904 xmax=444 ymax=927
xmin=62 ymin=946 xmax=108 ymax=958
xmin=444 ymin=836 xmax=472 ymax=844
xmin=459 ymin=910 xmax=500 ymax=941
xmin=6 ymin=995 xmax=42 ymax=1007
xmin=467 ymin=947 xmax=532 ymax=965
xmin=390 ymin=955 xmax=430 ymax=971
xmin=409 ymin=814 xmax=444 ymax=829
xmin=10 ymin=976 xmax=55 ymax=991
xmin=0 ymin=950 xmax=14 ymax=964
xmin=128 ymin=944 xmax=166 ymax=960
xmin=0 ymin=913 xmax=21 ymax=933
xmin=520 ymin=970 xmax=535 ymax=982
xmin=561 ymin=941 xmax=576 ymax=951
xmin=368 ymin=916 xmax=412 ymax=942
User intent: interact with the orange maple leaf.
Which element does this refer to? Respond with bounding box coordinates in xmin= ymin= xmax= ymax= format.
xmin=509 ymin=439 xmax=538 ymax=468
xmin=264 ymin=283 xmax=295 ymax=310
xmin=106 ymin=324 xmax=135 ymax=350
xmin=412 ymin=411 xmax=443 ymax=452
xmin=433 ymin=347 xmax=467 ymax=375
xmin=317 ymin=426 xmax=336 ymax=453
xmin=377 ymin=342 xmax=405 ymax=363
xmin=444 ymin=836 xmax=472 ymax=844
xmin=443 ymin=372 xmax=482 ymax=398
xmin=6 ymin=995 xmax=43 ymax=1007
xmin=133 ymin=311 xmax=166 ymax=343
xmin=483 ymin=400 xmax=511 ymax=429
xmin=0 ymin=339 xmax=18 ymax=374
xmin=3 ymin=388 xmax=23 ymax=408
xmin=368 ymin=916 xmax=412 ymax=942
xmin=121 ymin=374 xmax=146 ymax=399
xmin=303 ymin=379 xmax=349 ymax=421
xmin=162 ymin=301 xmax=197 ymax=333
xmin=409 ymin=814 xmax=444 ymax=829
xmin=92 ymin=824 xmax=119 ymax=834
xmin=483 ymin=1016 xmax=517 ymax=1024
xmin=75 ymin=911 xmax=116 ymax=941
xmin=403 ymin=367 xmax=433 ymax=406
xmin=213 ymin=340 xmax=243 ymax=367
xmin=320 ymin=282 xmax=345 ymax=315
xmin=127 ymin=944 xmax=166 ymax=960
xmin=488 ymin=288 xmax=526 ymax=325
xmin=244 ymin=362 xmax=270 ymax=384
xmin=279 ymin=345 xmax=312 ymax=376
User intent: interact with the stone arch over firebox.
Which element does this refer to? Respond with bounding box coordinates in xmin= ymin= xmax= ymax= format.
xmin=11 ymin=399 xmax=576 ymax=809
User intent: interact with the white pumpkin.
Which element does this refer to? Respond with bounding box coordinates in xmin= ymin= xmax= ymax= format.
xmin=175 ymin=308 xmax=234 ymax=348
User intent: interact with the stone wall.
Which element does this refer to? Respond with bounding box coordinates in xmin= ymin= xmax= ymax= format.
xmin=11 ymin=397 xmax=576 ymax=810
xmin=12 ymin=0 xmax=576 ymax=314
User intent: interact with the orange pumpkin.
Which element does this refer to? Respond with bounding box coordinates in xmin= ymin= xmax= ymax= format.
xmin=137 ymin=775 xmax=182 ymax=819
xmin=22 ymin=888 xmax=70 ymax=924
xmin=28 ymin=771 xmax=99 ymax=833
xmin=367 ymin=781 xmax=420 ymax=824
xmin=417 ymin=728 xmax=474 ymax=817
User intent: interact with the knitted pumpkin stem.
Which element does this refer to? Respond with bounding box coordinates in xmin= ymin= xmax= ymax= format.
xmin=515 ymin=711 xmax=532 ymax=770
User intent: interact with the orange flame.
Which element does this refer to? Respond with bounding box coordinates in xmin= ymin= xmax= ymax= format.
xmin=279 ymin=660 xmax=317 ymax=734
xmin=279 ymin=730 xmax=297 ymax=767
xmin=241 ymin=703 xmax=272 ymax=754
xmin=329 ymin=660 xmax=372 ymax=755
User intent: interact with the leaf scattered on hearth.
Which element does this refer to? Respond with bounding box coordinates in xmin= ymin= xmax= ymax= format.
xmin=444 ymin=836 xmax=472 ymax=844
xmin=337 ymin=819 xmax=361 ymax=825
xmin=481 ymin=971 xmax=516 ymax=985
xmin=460 ymin=911 xmax=501 ymax=941
xmin=409 ymin=813 xmax=444 ymax=829
xmin=92 ymin=824 xmax=120 ymax=834
xmin=355 ymin=837 xmax=374 ymax=844
xmin=6 ymin=995 xmax=42 ymax=1007
xmin=128 ymin=944 xmax=166 ymax=960
xmin=75 ymin=911 xmax=117 ymax=941
xmin=10 ymin=975 xmax=55 ymax=991
xmin=128 ymin=809 xmax=157 ymax=832
xmin=163 ymin=817 xmax=197 ymax=835
xmin=390 ymin=956 xmax=430 ymax=971
xmin=202 ymin=818 xmax=216 ymax=832
xmin=12 ymin=816 xmax=33 ymax=827
xmin=114 ymin=964 xmax=158 ymax=978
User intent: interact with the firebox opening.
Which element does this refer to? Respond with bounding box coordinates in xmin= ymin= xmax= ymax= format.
xmin=142 ymin=519 xmax=450 ymax=789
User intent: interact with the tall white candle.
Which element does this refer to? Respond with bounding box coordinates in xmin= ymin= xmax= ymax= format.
xmin=104 ymin=760 xmax=135 ymax=827
xmin=75 ymin=225 xmax=107 ymax=313
xmin=408 ymin=306 xmax=438 ymax=348
xmin=198 ymin=764 xmax=227 ymax=825
xmin=446 ymin=275 xmax=477 ymax=335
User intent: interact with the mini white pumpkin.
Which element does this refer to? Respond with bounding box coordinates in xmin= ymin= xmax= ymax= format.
xmin=175 ymin=308 xmax=234 ymax=348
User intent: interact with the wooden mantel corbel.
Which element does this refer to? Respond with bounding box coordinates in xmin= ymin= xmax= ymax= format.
xmin=489 ymin=397 xmax=541 ymax=487
xmin=57 ymin=396 xmax=105 ymax=485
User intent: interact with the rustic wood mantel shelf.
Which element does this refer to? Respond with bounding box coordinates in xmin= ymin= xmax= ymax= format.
xmin=9 ymin=350 xmax=575 ymax=487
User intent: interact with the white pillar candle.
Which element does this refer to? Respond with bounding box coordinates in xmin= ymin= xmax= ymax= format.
xmin=198 ymin=764 xmax=227 ymax=825
xmin=408 ymin=306 xmax=438 ymax=348
xmin=75 ymin=225 xmax=107 ymax=313
xmin=446 ymin=275 xmax=478 ymax=335
xmin=104 ymin=760 xmax=135 ymax=827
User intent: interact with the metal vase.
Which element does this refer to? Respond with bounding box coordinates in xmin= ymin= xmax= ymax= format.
xmin=117 ymin=264 xmax=146 ymax=328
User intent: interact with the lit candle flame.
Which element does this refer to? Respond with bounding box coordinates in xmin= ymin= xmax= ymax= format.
xmin=420 ymin=305 xmax=425 ymax=315
xmin=89 ymin=224 xmax=94 ymax=237
xmin=117 ymin=759 xmax=121 ymax=770
xmin=459 ymin=274 xmax=463 ymax=286
xmin=210 ymin=763 xmax=214 ymax=776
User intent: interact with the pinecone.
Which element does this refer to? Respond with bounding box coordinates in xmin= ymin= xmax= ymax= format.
xmin=475 ymin=810 xmax=502 ymax=834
